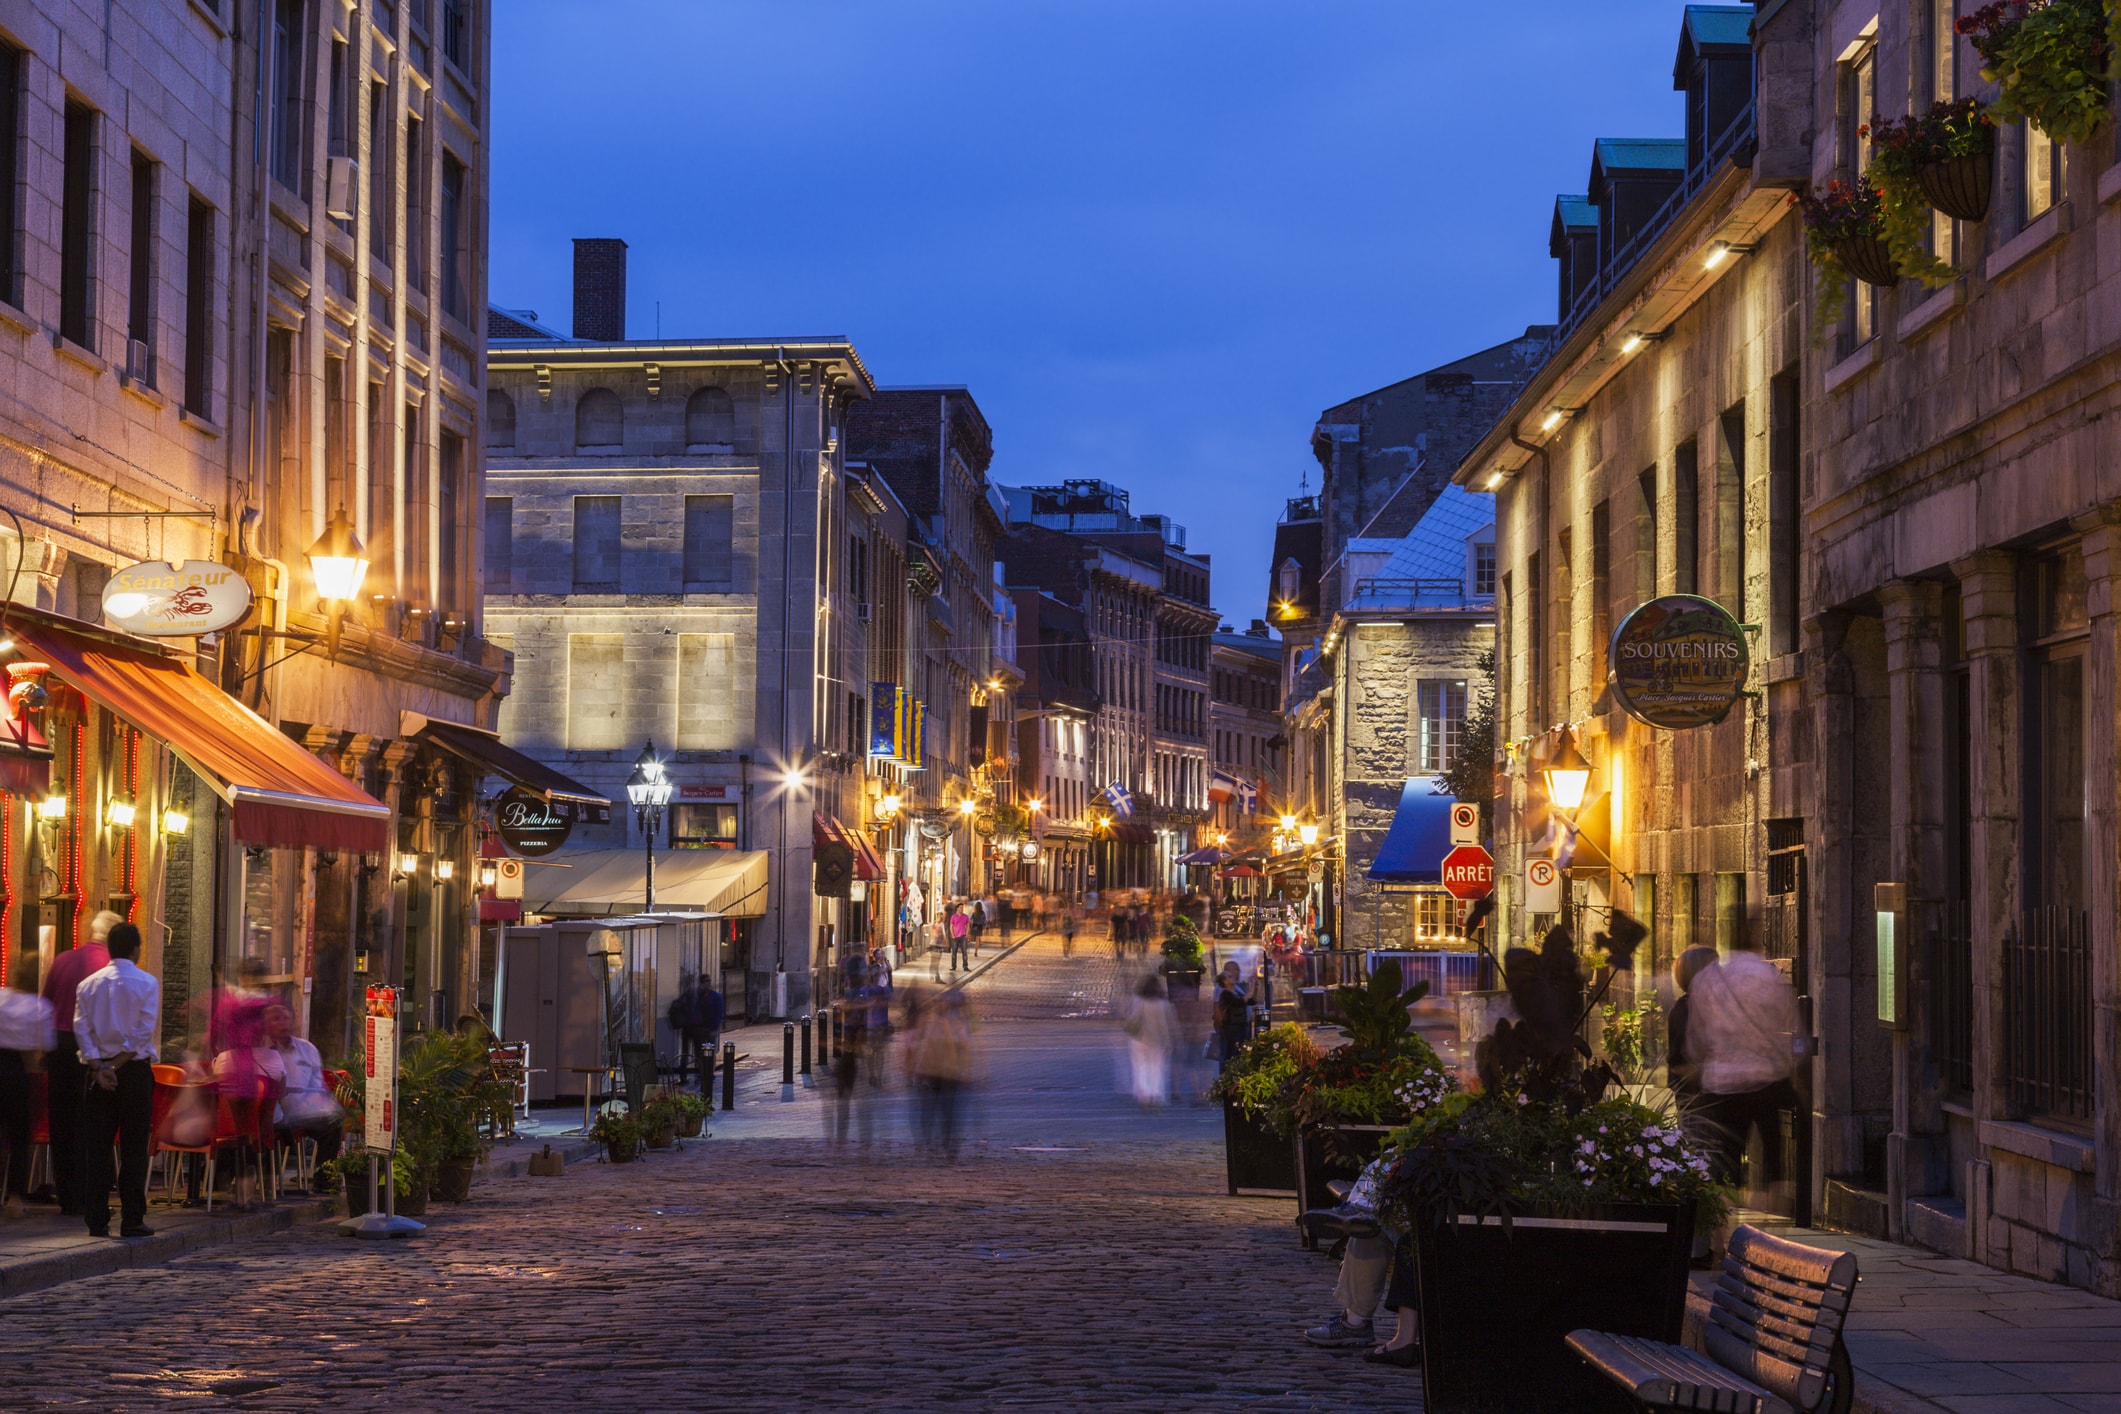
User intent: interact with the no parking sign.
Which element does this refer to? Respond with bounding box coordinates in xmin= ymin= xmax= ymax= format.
xmin=1448 ymin=802 xmax=1479 ymax=845
xmin=1526 ymin=858 xmax=1563 ymax=914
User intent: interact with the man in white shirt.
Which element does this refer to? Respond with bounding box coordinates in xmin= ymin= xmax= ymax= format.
xmin=73 ymin=922 xmax=160 ymax=1238
xmin=1687 ymin=936 xmax=1802 ymax=1190
xmin=261 ymin=1003 xmax=343 ymax=1189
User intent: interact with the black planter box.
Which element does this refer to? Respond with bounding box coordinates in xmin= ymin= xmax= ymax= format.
xmin=1221 ymin=1103 xmax=1297 ymax=1195
xmin=1412 ymin=1202 xmax=1695 ymax=1414
xmin=1293 ymin=1124 xmax=1393 ymax=1246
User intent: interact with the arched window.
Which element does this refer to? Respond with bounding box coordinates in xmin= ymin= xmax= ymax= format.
xmin=575 ymin=387 xmax=623 ymax=449
xmin=685 ymin=386 xmax=736 ymax=447
xmin=486 ymin=388 xmax=515 ymax=448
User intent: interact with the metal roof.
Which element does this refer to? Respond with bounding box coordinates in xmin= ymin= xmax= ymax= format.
xmin=1554 ymin=195 xmax=1597 ymax=230
xmin=1592 ymin=138 xmax=1688 ymax=176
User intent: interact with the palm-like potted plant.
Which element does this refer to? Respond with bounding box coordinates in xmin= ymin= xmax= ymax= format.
xmin=396 ymin=1029 xmax=505 ymax=1204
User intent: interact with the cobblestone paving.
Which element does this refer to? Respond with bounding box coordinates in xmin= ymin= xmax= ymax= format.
xmin=0 ymin=937 xmax=1417 ymax=1413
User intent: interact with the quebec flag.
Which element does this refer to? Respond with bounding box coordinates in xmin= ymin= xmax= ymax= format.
xmin=1101 ymin=782 xmax=1135 ymax=818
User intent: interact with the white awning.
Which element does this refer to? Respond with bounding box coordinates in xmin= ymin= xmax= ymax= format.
xmin=522 ymin=849 xmax=768 ymax=918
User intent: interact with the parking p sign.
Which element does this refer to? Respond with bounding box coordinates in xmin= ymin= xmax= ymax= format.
xmin=1526 ymin=858 xmax=1563 ymax=914
xmin=1448 ymin=802 xmax=1479 ymax=846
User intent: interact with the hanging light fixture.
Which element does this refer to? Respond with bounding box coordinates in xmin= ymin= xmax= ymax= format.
xmin=307 ymin=508 xmax=371 ymax=603
xmin=1543 ymin=731 xmax=1594 ymax=815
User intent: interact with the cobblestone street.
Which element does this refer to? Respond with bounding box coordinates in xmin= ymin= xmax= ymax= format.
xmin=0 ymin=937 xmax=1410 ymax=1412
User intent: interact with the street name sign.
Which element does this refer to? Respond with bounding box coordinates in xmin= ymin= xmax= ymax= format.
xmin=1440 ymin=845 xmax=1495 ymax=900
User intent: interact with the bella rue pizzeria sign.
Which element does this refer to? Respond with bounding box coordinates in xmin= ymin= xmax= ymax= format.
xmin=1607 ymin=594 xmax=1749 ymax=730
xmin=101 ymin=560 xmax=254 ymax=636
xmin=493 ymin=789 xmax=574 ymax=857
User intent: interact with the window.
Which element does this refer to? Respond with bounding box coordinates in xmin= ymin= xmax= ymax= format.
xmin=1417 ymin=679 xmax=1468 ymax=772
xmin=567 ymin=634 xmax=626 ymax=750
xmin=1473 ymin=540 xmax=1496 ymax=597
xmin=0 ymin=43 xmax=20 ymax=303
xmin=1522 ymin=556 xmax=1541 ymax=729
xmin=1635 ymin=466 xmax=1660 ymax=601
xmin=2027 ymin=546 xmax=2088 ymax=912
xmin=437 ymin=432 xmax=462 ymax=610
xmin=60 ymin=103 xmax=96 ymax=349
xmin=575 ymin=387 xmax=623 ymax=448
xmin=683 ymin=494 xmax=733 ymax=590
xmin=1717 ymin=401 xmax=1745 ymax=605
xmin=1769 ymin=368 xmax=1801 ymax=656
xmin=1591 ymin=500 xmax=1611 ymax=661
xmin=128 ymin=152 xmax=156 ymax=383
xmin=572 ymin=495 xmax=622 ymax=590
xmin=271 ymin=0 xmax=307 ymax=193
xmin=442 ymin=0 xmax=471 ymax=69
xmin=1845 ymin=44 xmax=1878 ymax=345
xmin=324 ymin=355 xmax=349 ymax=514
xmin=486 ymin=388 xmax=514 ymax=447
xmin=483 ymin=496 xmax=512 ymax=592
xmin=676 ymin=633 xmax=739 ymax=750
xmin=1413 ymin=891 xmax=1465 ymax=942
xmin=404 ymin=116 xmax=426 ymax=287
xmin=183 ymin=197 xmax=215 ymax=418
xmin=440 ymin=153 xmax=466 ymax=319
xmin=685 ymin=386 xmax=736 ymax=447
xmin=327 ymin=39 xmax=350 ymax=158
xmin=1673 ymin=440 xmax=1699 ymax=596
xmin=403 ymin=405 xmax=428 ymax=603
xmin=367 ymin=82 xmax=391 ymax=260
xmin=1929 ymin=0 xmax=1957 ymax=262
xmin=2025 ymin=123 xmax=2060 ymax=224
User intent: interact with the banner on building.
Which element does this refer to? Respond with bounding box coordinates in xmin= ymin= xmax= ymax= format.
xmin=870 ymin=683 xmax=902 ymax=758
xmin=363 ymin=987 xmax=398 ymax=1155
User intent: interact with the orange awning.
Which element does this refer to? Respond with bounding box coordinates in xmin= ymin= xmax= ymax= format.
xmin=850 ymin=827 xmax=886 ymax=882
xmin=11 ymin=614 xmax=390 ymax=852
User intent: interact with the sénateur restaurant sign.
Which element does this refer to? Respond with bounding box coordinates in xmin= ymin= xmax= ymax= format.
xmin=101 ymin=560 xmax=254 ymax=636
xmin=1608 ymin=594 xmax=1749 ymax=730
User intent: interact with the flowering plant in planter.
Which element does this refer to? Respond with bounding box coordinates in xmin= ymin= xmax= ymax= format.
xmin=1959 ymin=0 xmax=2111 ymax=149
xmin=1796 ymin=178 xmax=1890 ymax=331
xmin=1870 ymin=99 xmax=2000 ymax=245
xmin=1206 ymin=1021 xmax=1318 ymax=1120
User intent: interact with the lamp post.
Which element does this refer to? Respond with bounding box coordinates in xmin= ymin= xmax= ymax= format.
xmin=307 ymin=507 xmax=370 ymax=658
xmin=626 ymin=742 xmax=673 ymax=912
xmin=1540 ymin=729 xmax=1594 ymax=931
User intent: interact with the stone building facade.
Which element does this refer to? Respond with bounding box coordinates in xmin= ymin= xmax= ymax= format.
xmin=486 ymin=239 xmax=876 ymax=1012
xmin=1209 ymin=622 xmax=1281 ymax=847
xmin=0 ymin=0 xmax=507 ymax=1052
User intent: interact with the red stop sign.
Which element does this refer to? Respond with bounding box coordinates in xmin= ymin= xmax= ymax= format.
xmin=1440 ymin=845 xmax=1495 ymax=900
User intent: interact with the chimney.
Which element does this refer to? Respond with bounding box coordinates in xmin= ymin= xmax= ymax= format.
xmin=572 ymin=238 xmax=627 ymax=341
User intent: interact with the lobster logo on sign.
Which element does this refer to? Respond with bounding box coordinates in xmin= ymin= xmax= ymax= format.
xmin=101 ymin=560 xmax=254 ymax=636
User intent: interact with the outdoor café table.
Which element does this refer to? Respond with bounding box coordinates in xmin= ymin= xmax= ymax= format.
xmin=563 ymin=1066 xmax=608 ymax=1135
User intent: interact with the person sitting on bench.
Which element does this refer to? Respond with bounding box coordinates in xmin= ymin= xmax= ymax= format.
xmin=1297 ymin=1158 xmax=1420 ymax=1366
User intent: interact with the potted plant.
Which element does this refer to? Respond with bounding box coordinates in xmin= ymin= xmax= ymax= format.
xmin=1960 ymin=0 xmax=2109 ymax=149
xmin=1206 ymin=1022 xmax=1316 ymax=1194
xmin=395 ymin=1029 xmax=505 ymax=1205
xmin=1280 ymin=962 xmax=1451 ymax=1229
xmin=1158 ymin=914 xmax=1205 ymax=991
xmin=591 ymin=1107 xmax=641 ymax=1163
xmin=1798 ymin=176 xmax=1896 ymax=321
xmin=640 ymin=1094 xmax=681 ymax=1149
xmin=673 ymin=1091 xmax=710 ymax=1138
xmin=1377 ymin=920 xmax=1725 ymax=1414
xmin=1871 ymin=98 xmax=1998 ymax=223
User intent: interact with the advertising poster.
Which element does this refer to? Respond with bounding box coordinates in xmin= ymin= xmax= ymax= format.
xmin=364 ymin=986 xmax=397 ymax=1154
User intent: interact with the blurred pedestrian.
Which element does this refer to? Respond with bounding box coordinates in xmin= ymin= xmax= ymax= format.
xmin=261 ymin=1004 xmax=342 ymax=1190
xmin=209 ymin=958 xmax=278 ymax=1210
xmin=983 ymin=892 xmax=1001 ymax=942
xmin=1689 ymin=934 xmax=1801 ymax=1190
xmin=1213 ymin=962 xmax=1251 ymax=1070
xmin=830 ymin=968 xmax=871 ymax=1147
xmin=910 ymin=988 xmax=973 ymax=1160
xmin=1061 ymin=906 xmax=1077 ymax=957
xmin=1122 ymin=974 xmax=1176 ymax=1107
xmin=38 ymin=909 xmax=117 ymax=1215
xmin=75 ymin=922 xmax=159 ymax=1238
xmin=1666 ymin=946 xmax=1719 ymax=1107
xmin=0 ymin=958 xmax=53 ymax=1217
xmin=948 ymin=903 xmax=971 ymax=972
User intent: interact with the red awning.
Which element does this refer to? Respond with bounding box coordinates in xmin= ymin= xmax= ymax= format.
xmin=11 ymin=613 xmax=389 ymax=852
xmin=850 ymin=827 xmax=886 ymax=882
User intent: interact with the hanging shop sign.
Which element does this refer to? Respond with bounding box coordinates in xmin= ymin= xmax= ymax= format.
xmin=1021 ymin=841 xmax=1040 ymax=861
xmin=1607 ymin=594 xmax=1750 ymax=729
xmin=363 ymin=986 xmax=398 ymax=1154
xmin=493 ymin=788 xmax=574 ymax=857
xmin=101 ymin=560 xmax=253 ymax=636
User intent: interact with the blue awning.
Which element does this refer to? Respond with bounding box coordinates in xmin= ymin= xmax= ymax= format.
xmin=1367 ymin=778 xmax=1457 ymax=887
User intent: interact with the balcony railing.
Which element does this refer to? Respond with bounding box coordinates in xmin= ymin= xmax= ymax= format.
xmin=2004 ymin=905 xmax=2092 ymax=1123
xmin=1548 ymin=101 xmax=1759 ymax=357
xmin=1347 ymin=576 xmax=1476 ymax=609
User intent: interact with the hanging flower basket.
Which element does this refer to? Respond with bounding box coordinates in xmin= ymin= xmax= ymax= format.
xmin=1914 ymin=150 xmax=1994 ymax=222
xmin=1834 ymin=235 xmax=1901 ymax=287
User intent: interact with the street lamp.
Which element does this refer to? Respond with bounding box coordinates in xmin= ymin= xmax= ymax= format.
xmin=1543 ymin=731 xmax=1594 ymax=818
xmin=307 ymin=508 xmax=370 ymax=658
xmin=1298 ymin=822 xmax=1319 ymax=848
xmin=626 ymin=741 xmax=674 ymax=912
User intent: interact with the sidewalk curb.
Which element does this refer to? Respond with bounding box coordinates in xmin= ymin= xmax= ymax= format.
xmin=0 ymin=1195 xmax=342 ymax=1300
xmin=938 ymin=928 xmax=1040 ymax=990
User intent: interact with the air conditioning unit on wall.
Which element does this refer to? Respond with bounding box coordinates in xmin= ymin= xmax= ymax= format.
xmin=325 ymin=156 xmax=358 ymax=220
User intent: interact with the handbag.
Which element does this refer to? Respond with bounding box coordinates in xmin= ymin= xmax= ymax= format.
xmin=159 ymin=1082 xmax=214 ymax=1148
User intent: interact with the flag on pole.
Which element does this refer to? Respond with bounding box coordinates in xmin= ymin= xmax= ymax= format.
xmin=1101 ymin=782 xmax=1135 ymax=818
xmin=1209 ymin=769 xmax=1260 ymax=814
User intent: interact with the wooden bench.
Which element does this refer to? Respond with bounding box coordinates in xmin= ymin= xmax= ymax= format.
xmin=1567 ymin=1224 xmax=1858 ymax=1414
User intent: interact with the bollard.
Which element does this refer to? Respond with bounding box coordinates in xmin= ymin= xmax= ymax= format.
xmin=817 ymin=1004 xmax=830 ymax=1065
xmin=780 ymin=1021 xmax=796 ymax=1102
xmin=800 ymin=1015 xmax=814 ymax=1088
xmin=720 ymin=1041 xmax=737 ymax=1112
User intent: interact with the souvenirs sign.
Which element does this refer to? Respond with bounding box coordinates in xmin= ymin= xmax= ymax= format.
xmin=493 ymin=788 xmax=574 ymax=857
xmin=1607 ymin=594 xmax=1749 ymax=729
xmin=101 ymin=560 xmax=253 ymax=636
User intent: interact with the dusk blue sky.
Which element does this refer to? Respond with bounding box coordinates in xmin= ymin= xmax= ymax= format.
xmin=490 ymin=2 xmax=1693 ymax=623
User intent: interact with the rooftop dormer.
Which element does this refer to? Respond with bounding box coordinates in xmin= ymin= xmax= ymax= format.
xmin=1588 ymin=138 xmax=1688 ymax=274
xmin=1550 ymin=194 xmax=1598 ymax=325
xmin=1675 ymin=5 xmax=1755 ymax=171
